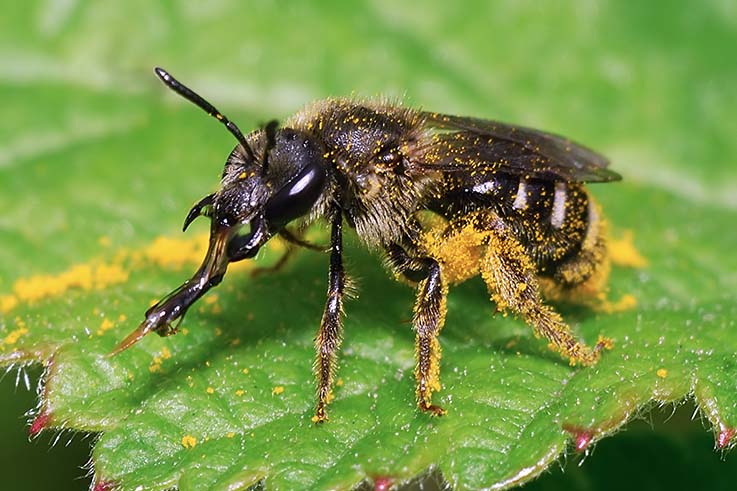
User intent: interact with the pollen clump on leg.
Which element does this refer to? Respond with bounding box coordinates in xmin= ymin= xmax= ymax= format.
xmin=420 ymin=218 xmax=488 ymax=285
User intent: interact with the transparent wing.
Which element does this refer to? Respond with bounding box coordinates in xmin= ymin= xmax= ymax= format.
xmin=419 ymin=112 xmax=620 ymax=183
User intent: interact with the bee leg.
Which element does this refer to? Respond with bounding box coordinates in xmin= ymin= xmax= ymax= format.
xmin=386 ymin=244 xmax=449 ymax=415
xmin=481 ymin=216 xmax=610 ymax=366
xmin=313 ymin=210 xmax=345 ymax=423
xmin=413 ymin=258 xmax=449 ymax=415
xmin=279 ymin=227 xmax=328 ymax=252
xmin=252 ymin=229 xmax=327 ymax=277
xmin=385 ymin=243 xmax=432 ymax=283
xmin=250 ymin=242 xmax=295 ymax=277
xmin=553 ymin=199 xmax=609 ymax=289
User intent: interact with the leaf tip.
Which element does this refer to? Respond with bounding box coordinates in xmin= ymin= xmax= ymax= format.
xmin=563 ymin=424 xmax=594 ymax=452
xmin=717 ymin=427 xmax=736 ymax=449
xmin=93 ymin=479 xmax=118 ymax=491
xmin=373 ymin=476 xmax=394 ymax=491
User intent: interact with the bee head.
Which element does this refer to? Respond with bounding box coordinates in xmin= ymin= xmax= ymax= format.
xmin=155 ymin=67 xmax=327 ymax=261
xmin=207 ymin=127 xmax=327 ymax=260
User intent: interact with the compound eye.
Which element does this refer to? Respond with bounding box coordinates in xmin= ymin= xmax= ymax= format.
xmin=264 ymin=161 xmax=326 ymax=228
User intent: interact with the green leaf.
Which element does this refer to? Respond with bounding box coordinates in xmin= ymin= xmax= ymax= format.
xmin=2 ymin=1 xmax=736 ymax=490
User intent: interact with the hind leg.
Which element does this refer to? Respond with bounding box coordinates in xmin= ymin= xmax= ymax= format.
xmin=554 ymin=199 xmax=609 ymax=289
xmin=480 ymin=214 xmax=611 ymax=366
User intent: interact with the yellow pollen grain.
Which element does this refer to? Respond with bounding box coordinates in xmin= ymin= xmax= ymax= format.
xmin=238 ymin=171 xmax=247 ymax=179
xmin=656 ymin=368 xmax=668 ymax=379
xmin=96 ymin=318 xmax=115 ymax=336
xmin=206 ymin=386 xmax=215 ymax=394
xmin=4 ymin=327 xmax=28 ymax=345
xmin=142 ymin=234 xmax=209 ymax=268
xmin=9 ymin=263 xmax=129 ymax=305
xmin=181 ymin=435 xmax=197 ymax=449
xmin=0 ymin=231 xmax=248 ymax=317
xmin=597 ymin=293 xmax=638 ymax=314
xmin=1 ymin=295 xmax=19 ymax=313
xmin=235 ymin=389 xmax=245 ymax=396
xmin=226 ymin=432 xmax=236 ymax=438
xmin=336 ymin=378 xmax=344 ymax=387
xmin=272 ymin=386 xmax=285 ymax=395
xmin=242 ymin=368 xmax=250 ymax=375
xmin=160 ymin=346 xmax=172 ymax=360
xmin=609 ymin=231 xmax=648 ymax=268
xmin=118 ymin=314 xmax=127 ymax=322
xmin=92 ymin=263 xmax=130 ymax=288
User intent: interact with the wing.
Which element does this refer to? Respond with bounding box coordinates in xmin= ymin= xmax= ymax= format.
xmin=418 ymin=112 xmax=621 ymax=183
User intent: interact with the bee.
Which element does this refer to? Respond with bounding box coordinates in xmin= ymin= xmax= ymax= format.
xmin=114 ymin=67 xmax=620 ymax=422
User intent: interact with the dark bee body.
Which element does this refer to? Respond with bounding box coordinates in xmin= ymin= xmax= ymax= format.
xmin=116 ymin=69 xmax=619 ymax=421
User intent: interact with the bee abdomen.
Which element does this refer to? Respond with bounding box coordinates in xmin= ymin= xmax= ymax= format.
xmin=510 ymin=178 xmax=592 ymax=274
xmin=454 ymin=174 xmax=590 ymax=269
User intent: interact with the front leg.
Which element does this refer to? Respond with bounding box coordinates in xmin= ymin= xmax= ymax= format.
xmin=387 ymin=244 xmax=449 ymax=416
xmin=313 ymin=208 xmax=345 ymax=422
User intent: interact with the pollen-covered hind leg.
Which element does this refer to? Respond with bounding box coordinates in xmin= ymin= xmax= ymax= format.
xmin=480 ymin=216 xmax=611 ymax=366
xmin=554 ymin=199 xmax=609 ymax=290
xmin=412 ymin=258 xmax=449 ymax=415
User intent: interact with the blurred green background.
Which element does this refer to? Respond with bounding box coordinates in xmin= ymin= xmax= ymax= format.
xmin=1 ymin=0 xmax=736 ymax=489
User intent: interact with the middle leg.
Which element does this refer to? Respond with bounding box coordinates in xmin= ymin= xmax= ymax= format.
xmin=387 ymin=244 xmax=449 ymax=415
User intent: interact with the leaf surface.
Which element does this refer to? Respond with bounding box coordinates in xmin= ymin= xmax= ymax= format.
xmin=1 ymin=1 xmax=736 ymax=490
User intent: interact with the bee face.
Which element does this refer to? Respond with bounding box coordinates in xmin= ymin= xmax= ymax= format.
xmin=212 ymin=143 xmax=269 ymax=227
xmin=209 ymin=128 xmax=328 ymax=261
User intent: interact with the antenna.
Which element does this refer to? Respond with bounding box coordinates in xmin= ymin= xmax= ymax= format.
xmin=154 ymin=67 xmax=256 ymax=161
